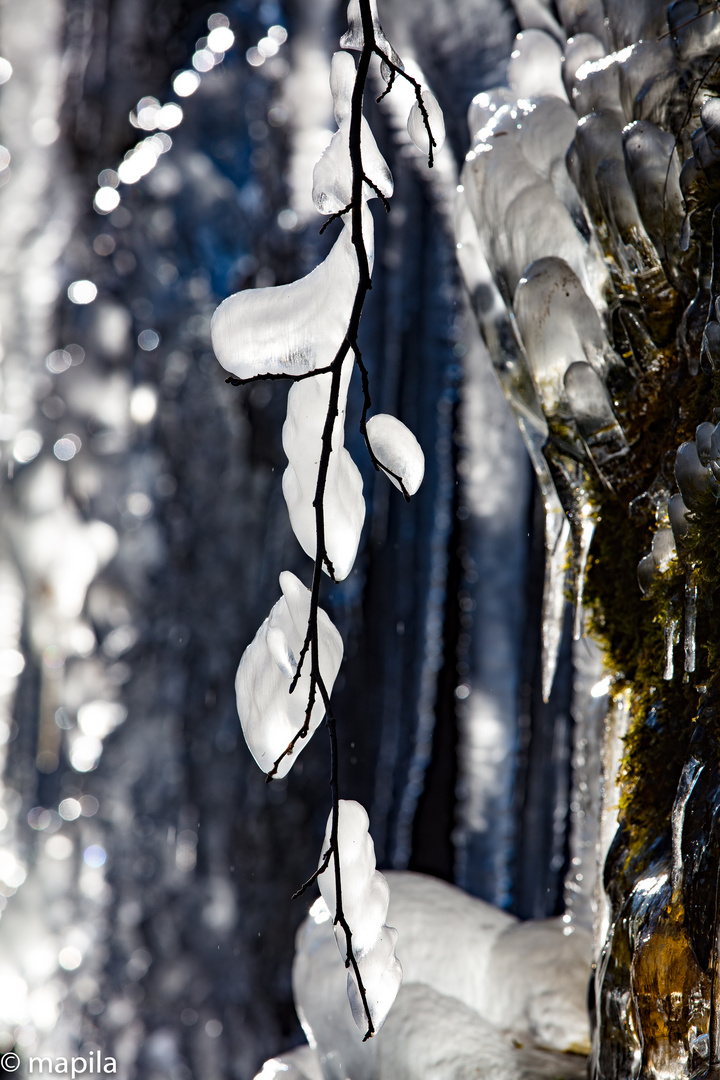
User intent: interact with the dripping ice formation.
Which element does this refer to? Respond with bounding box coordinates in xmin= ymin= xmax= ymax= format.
xmin=235 ymin=572 xmax=343 ymax=778
xmin=317 ymin=801 xmax=402 ymax=1033
xmin=365 ymin=413 xmax=425 ymax=496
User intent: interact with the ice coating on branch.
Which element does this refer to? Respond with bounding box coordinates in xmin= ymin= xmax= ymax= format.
xmin=507 ymin=30 xmax=568 ymax=101
xmin=407 ymin=88 xmax=446 ymax=157
xmin=235 ymin=572 xmax=343 ymax=779
xmin=340 ymin=0 xmax=393 ymax=55
xmin=211 ymin=221 xmax=364 ymax=380
xmin=283 ymin=354 xmax=365 ymax=581
xmin=318 ymin=800 xmax=402 ymax=1032
xmin=365 ymin=414 xmax=424 ymax=496
xmin=312 ymin=52 xmax=393 ymax=215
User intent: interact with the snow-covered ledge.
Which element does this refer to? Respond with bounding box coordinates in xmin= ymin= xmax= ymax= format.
xmin=256 ymin=871 xmax=591 ymax=1080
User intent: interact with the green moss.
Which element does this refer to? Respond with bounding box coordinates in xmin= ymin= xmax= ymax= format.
xmin=580 ymin=324 xmax=720 ymax=867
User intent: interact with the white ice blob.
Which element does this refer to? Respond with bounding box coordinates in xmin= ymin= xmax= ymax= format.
xmin=365 ymin=414 xmax=424 ymax=496
xmin=235 ymin=572 xmax=343 ymax=778
xmin=318 ymin=800 xmax=402 ymax=1033
xmin=407 ymin=88 xmax=446 ymax=157
xmin=282 ymin=353 xmax=365 ymax=582
xmin=211 ymin=211 xmax=373 ymax=380
xmin=312 ymin=52 xmax=393 ymax=215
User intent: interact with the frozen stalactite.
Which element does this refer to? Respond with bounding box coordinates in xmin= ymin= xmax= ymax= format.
xmin=563 ymin=362 xmax=628 ymax=468
xmin=542 ymin=504 xmax=572 ymax=703
xmin=676 ymin=438 xmax=716 ymax=509
xmin=664 ymin=615 xmax=680 ymax=682
xmin=685 ymin=572 xmax=697 ymax=674
xmin=235 ymin=573 xmax=344 ymax=778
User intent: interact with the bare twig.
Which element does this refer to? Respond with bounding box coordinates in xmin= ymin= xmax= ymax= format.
xmin=372 ymin=47 xmax=437 ymax=167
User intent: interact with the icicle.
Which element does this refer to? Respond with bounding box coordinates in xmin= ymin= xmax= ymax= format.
xmin=675 ymin=440 xmax=713 ymax=510
xmin=318 ymin=801 xmax=402 ymax=1033
xmin=542 ymin=493 xmax=572 ymax=702
xmin=365 ymin=414 xmax=424 ymax=496
xmin=671 ymin=756 xmax=704 ymax=902
xmin=564 ymin=361 xmax=628 ymax=468
xmin=339 ymin=0 xmax=393 ymax=56
xmin=573 ymin=507 xmax=596 ymax=640
xmin=685 ymin=571 xmax=697 ymax=675
xmin=663 ymin=616 xmax=679 ymax=681
xmin=235 ymin=572 xmax=344 ymax=778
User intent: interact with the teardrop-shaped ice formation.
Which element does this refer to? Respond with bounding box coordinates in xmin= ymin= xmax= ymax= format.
xmin=318 ymin=800 xmax=402 ymax=1033
xmin=283 ymin=355 xmax=365 ymax=581
xmin=407 ymin=88 xmax=446 ymax=157
xmin=675 ymin=440 xmax=712 ymax=510
xmin=313 ymin=52 xmax=393 ymax=215
xmin=622 ymin=121 xmax=684 ymax=265
xmin=211 ymin=216 xmax=371 ymax=380
xmin=514 ymin=258 xmax=616 ymax=415
xmin=564 ymin=361 xmax=628 ymax=466
xmin=236 ymin=572 xmax=344 ymax=779
xmin=366 ymin=414 xmax=424 ymax=496
xmin=507 ymin=29 xmax=568 ymax=101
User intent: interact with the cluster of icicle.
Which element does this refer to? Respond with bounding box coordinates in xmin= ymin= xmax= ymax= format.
xmin=455 ymin=0 xmax=715 ymax=700
xmin=210 ymin=0 xmax=443 ymax=1036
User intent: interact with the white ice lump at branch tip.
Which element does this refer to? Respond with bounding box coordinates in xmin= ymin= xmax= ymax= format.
xmin=210 ymin=213 xmax=369 ymax=380
xmin=318 ymin=800 xmax=402 ymax=1032
xmin=365 ymin=414 xmax=424 ymax=495
xmin=313 ymin=52 xmax=393 ymax=215
xmin=235 ymin=572 xmax=343 ymax=779
xmin=407 ymin=88 xmax=445 ymax=157
xmin=283 ymin=352 xmax=365 ymax=581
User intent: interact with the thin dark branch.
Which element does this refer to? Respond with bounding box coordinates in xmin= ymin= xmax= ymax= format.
xmin=292 ymin=846 xmax=332 ymax=899
xmin=225 ymin=364 xmax=333 ymax=387
xmin=372 ymin=47 xmax=437 ymax=167
xmin=376 ymin=66 xmax=395 ymax=102
xmin=319 ymin=202 xmax=353 ymax=235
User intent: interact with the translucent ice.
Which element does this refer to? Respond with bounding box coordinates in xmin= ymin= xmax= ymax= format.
xmin=562 ymin=34 xmax=606 ymax=107
xmin=564 ymin=361 xmax=628 ymax=466
xmin=365 ymin=414 xmax=424 ymax=496
xmin=340 ymin=0 xmax=393 ymax=56
xmin=616 ymin=40 xmax=676 ymax=125
xmin=211 ymin=214 xmax=372 ymax=380
xmin=622 ymin=121 xmax=684 ymax=264
xmin=675 ymin=440 xmax=713 ymax=509
xmin=671 ymin=755 xmax=704 ymax=900
xmin=569 ymin=51 xmax=623 ymax=119
xmin=235 ymin=572 xmax=343 ymax=778
xmin=507 ymin=30 xmax=568 ymax=101
xmin=684 ymin=573 xmax=697 ymax=674
xmin=318 ymin=801 xmax=402 ymax=1033
xmin=669 ymin=492 xmax=690 ymax=549
xmin=511 ymin=0 xmax=565 ymax=44
xmin=467 ymin=88 xmax=515 ymax=144
xmin=407 ymin=88 xmax=446 ymax=157
xmin=283 ymin=355 xmax=365 ymax=581
xmin=312 ymin=52 xmax=393 ymax=215
xmin=513 ymin=257 xmax=616 ymax=415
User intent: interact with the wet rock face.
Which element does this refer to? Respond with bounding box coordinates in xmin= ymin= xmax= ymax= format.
xmin=456 ymin=0 xmax=720 ymax=1077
